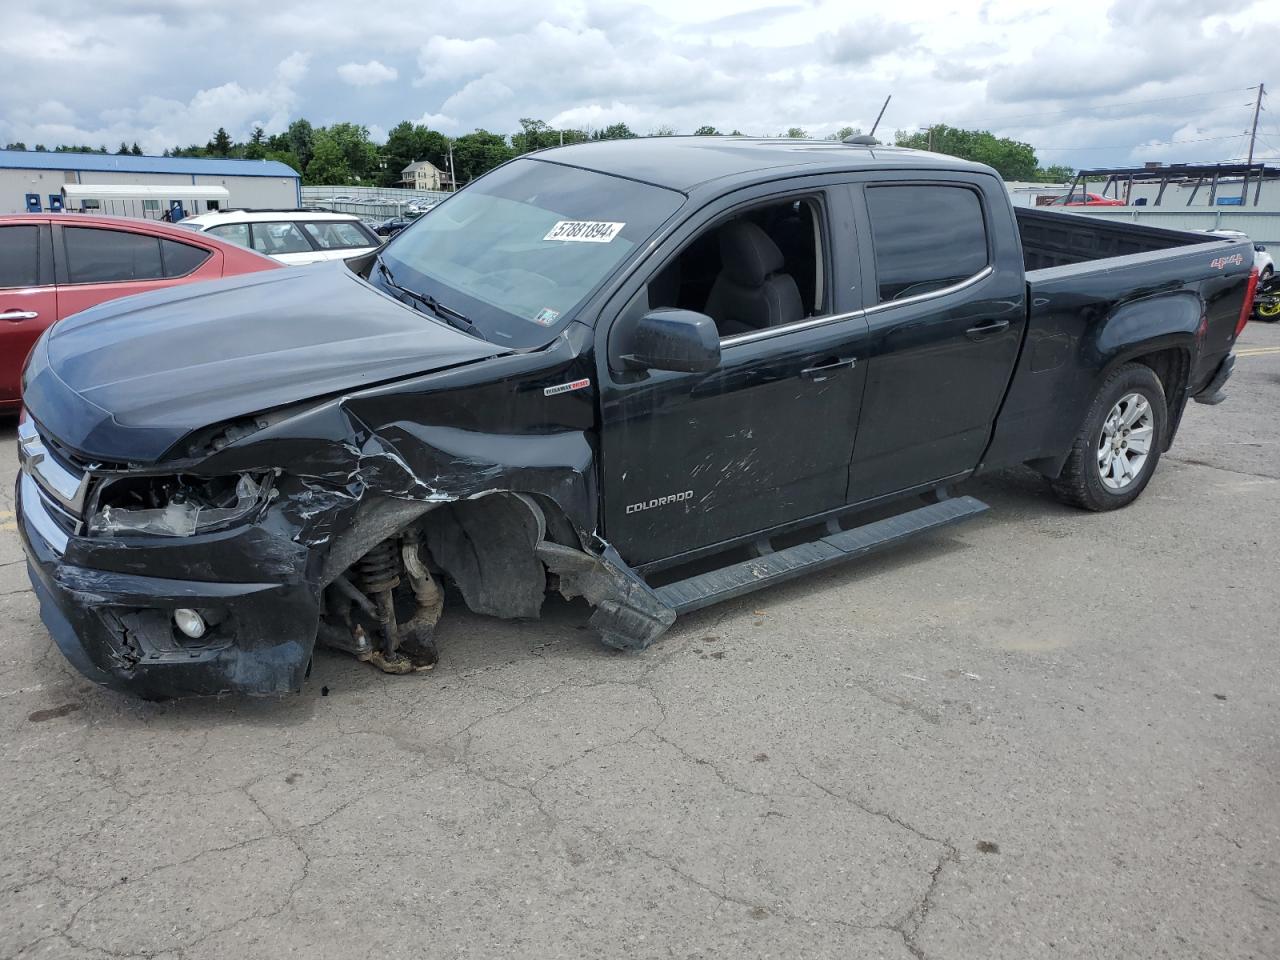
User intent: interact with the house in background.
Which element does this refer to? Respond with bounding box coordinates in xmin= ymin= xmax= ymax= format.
xmin=399 ymin=159 xmax=454 ymax=192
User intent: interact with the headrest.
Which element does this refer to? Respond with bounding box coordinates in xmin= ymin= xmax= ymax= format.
xmin=717 ymin=220 xmax=784 ymax=286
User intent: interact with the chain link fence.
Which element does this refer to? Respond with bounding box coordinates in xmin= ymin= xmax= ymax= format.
xmin=301 ymin=185 xmax=451 ymax=222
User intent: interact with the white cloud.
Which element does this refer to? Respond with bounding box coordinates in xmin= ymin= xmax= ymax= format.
xmin=1 ymin=0 xmax=1277 ymax=167
xmin=1 ymin=51 xmax=308 ymax=154
xmin=337 ymin=59 xmax=398 ymax=86
xmin=414 ymin=37 xmax=501 ymax=85
xmin=418 ymin=112 xmax=460 ymax=133
xmin=276 ymin=50 xmax=310 ymax=85
xmin=823 ymin=18 xmax=918 ymax=65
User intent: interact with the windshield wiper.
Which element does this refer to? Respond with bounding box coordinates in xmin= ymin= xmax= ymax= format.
xmin=375 ymin=256 xmax=485 ymax=341
xmin=414 ymin=291 xmax=483 ymax=340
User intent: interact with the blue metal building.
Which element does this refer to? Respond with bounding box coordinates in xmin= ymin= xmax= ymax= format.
xmin=0 ymin=150 xmax=301 ymax=215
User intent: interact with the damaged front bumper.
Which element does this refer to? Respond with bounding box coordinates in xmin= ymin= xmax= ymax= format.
xmin=17 ymin=472 xmax=318 ymax=698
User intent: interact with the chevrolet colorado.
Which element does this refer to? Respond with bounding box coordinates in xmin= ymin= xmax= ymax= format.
xmin=16 ymin=137 xmax=1257 ymax=697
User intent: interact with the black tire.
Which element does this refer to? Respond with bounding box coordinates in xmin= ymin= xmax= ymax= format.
xmin=1051 ymin=363 xmax=1167 ymax=511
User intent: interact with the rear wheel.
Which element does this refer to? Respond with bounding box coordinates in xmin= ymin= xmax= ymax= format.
xmin=1051 ymin=363 xmax=1166 ymax=511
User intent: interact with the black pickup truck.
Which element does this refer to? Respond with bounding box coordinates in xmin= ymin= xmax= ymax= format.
xmin=16 ymin=137 xmax=1257 ymax=698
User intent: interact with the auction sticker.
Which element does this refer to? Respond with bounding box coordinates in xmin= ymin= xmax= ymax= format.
xmin=543 ymin=220 xmax=625 ymax=243
xmin=532 ymin=307 xmax=561 ymax=326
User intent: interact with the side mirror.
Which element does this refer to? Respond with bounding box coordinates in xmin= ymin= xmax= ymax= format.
xmin=621 ymin=309 xmax=721 ymax=373
xmin=1256 ymin=244 xmax=1267 ymax=253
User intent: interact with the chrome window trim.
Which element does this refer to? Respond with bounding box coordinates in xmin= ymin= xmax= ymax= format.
xmin=864 ymin=264 xmax=993 ymax=316
xmin=719 ymin=265 xmax=993 ymax=349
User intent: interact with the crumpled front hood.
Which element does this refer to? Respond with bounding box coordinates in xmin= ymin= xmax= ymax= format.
xmin=23 ymin=262 xmax=506 ymax=462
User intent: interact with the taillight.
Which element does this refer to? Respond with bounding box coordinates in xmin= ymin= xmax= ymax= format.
xmin=1235 ymin=267 xmax=1259 ymax=337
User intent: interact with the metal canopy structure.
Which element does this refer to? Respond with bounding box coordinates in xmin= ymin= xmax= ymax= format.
xmin=1066 ymin=162 xmax=1280 ymax=207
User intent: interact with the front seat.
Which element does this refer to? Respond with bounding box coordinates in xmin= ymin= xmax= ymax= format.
xmin=704 ymin=220 xmax=804 ymax=337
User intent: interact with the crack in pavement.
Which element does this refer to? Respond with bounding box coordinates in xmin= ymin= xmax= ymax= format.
xmin=1165 ymin=456 xmax=1280 ymax=482
xmin=794 ymin=768 xmax=960 ymax=960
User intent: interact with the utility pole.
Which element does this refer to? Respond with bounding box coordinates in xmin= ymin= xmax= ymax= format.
xmin=1246 ymin=82 xmax=1264 ymax=166
xmin=927 ymin=125 xmax=934 ymax=152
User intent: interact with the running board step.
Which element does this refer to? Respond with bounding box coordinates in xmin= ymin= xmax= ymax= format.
xmin=653 ymin=495 xmax=989 ymax=614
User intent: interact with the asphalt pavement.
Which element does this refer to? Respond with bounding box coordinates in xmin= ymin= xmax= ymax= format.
xmin=2 ymin=323 xmax=1277 ymax=960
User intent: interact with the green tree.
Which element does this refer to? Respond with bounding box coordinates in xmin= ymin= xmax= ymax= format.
xmin=116 ymin=141 xmax=130 ymax=155
xmin=304 ymin=134 xmax=352 ymax=184
xmin=826 ymin=126 xmax=861 ymax=140
xmin=286 ymin=119 xmax=315 ymax=170
xmin=34 ymin=144 xmax=47 ymax=152
xmin=450 ymin=129 xmax=515 ymax=183
xmin=4 ymin=142 xmax=27 ymax=151
xmin=1037 ymin=164 xmax=1075 ymax=183
xmin=693 ymin=126 xmax=720 ymax=136
xmin=244 ymin=127 xmax=267 ymax=160
xmin=510 ymin=119 xmax=588 ymax=154
xmin=785 ymin=127 xmax=809 ymax=138
xmin=208 ymin=127 xmax=233 ymax=156
xmin=649 ymin=124 xmax=677 ymax=137
xmin=591 ymin=122 xmax=637 ymax=141
xmin=512 ymin=118 xmax=555 ymax=153
xmin=895 ymin=125 xmax=1039 ymax=181
xmin=264 ymin=149 xmax=302 ymax=174
xmin=130 ymin=142 xmax=143 ymax=155
xmin=321 ymin=123 xmax=380 ymax=181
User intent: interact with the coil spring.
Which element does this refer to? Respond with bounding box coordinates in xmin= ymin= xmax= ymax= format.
xmin=356 ymin=539 xmax=401 ymax=594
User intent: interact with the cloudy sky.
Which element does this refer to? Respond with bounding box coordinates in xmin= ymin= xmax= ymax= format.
xmin=2 ymin=0 xmax=1277 ymax=168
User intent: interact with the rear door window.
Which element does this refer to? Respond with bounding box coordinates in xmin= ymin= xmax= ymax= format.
xmin=206 ymin=223 xmax=250 ymax=247
xmin=249 ymin=222 xmax=314 ymax=256
xmin=302 ymin=221 xmax=376 ymax=250
xmin=159 ymin=238 xmax=213 ymax=277
xmin=865 ymin=185 xmax=988 ymax=302
xmin=63 ymin=227 xmax=164 ymax=284
xmin=0 ymin=225 xmax=40 ymax=288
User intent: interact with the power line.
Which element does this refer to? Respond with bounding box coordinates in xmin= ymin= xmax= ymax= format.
xmin=1035 ymin=133 xmax=1249 ymax=151
xmin=906 ymin=86 xmax=1250 ymax=132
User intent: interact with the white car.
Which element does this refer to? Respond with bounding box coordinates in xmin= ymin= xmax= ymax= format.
xmin=181 ymin=210 xmax=382 ymax=265
xmin=1205 ymin=229 xmax=1273 ymax=280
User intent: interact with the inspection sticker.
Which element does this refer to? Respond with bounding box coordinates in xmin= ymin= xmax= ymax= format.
xmin=544 ymin=378 xmax=591 ymax=397
xmin=532 ymin=307 xmax=561 ymax=326
xmin=543 ymin=220 xmax=625 ymax=243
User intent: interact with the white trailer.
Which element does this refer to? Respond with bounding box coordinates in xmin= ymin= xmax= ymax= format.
xmin=60 ymin=183 xmax=231 ymax=220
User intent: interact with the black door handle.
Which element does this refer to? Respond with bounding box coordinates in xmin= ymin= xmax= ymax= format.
xmin=800 ymin=357 xmax=857 ymax=381
xmin=965 ymin=319 xmax=1010 ymax=341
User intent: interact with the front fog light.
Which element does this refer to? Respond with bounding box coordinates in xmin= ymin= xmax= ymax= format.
xmin=174 ymin=608 xmax=207 ymax=639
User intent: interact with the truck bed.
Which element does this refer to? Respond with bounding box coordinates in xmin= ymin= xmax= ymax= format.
xmin=983 ymin=211 xmax=1251 ymax=480
xmin=1015 ymin=206 xmax=1206 ymax=271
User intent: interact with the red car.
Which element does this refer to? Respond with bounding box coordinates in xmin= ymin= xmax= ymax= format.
xmin=0 ymin=214 xmax=279 ymax=412
xmin=1048 ymin=191 xmax=1126 ymax=207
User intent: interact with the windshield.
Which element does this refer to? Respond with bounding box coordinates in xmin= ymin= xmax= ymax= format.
xmin=378 ymin=158 xmax=684 ymax=346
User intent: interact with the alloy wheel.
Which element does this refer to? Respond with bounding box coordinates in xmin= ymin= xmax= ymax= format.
xmin=1097 ymin=392 xmax=1153 ymax=491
